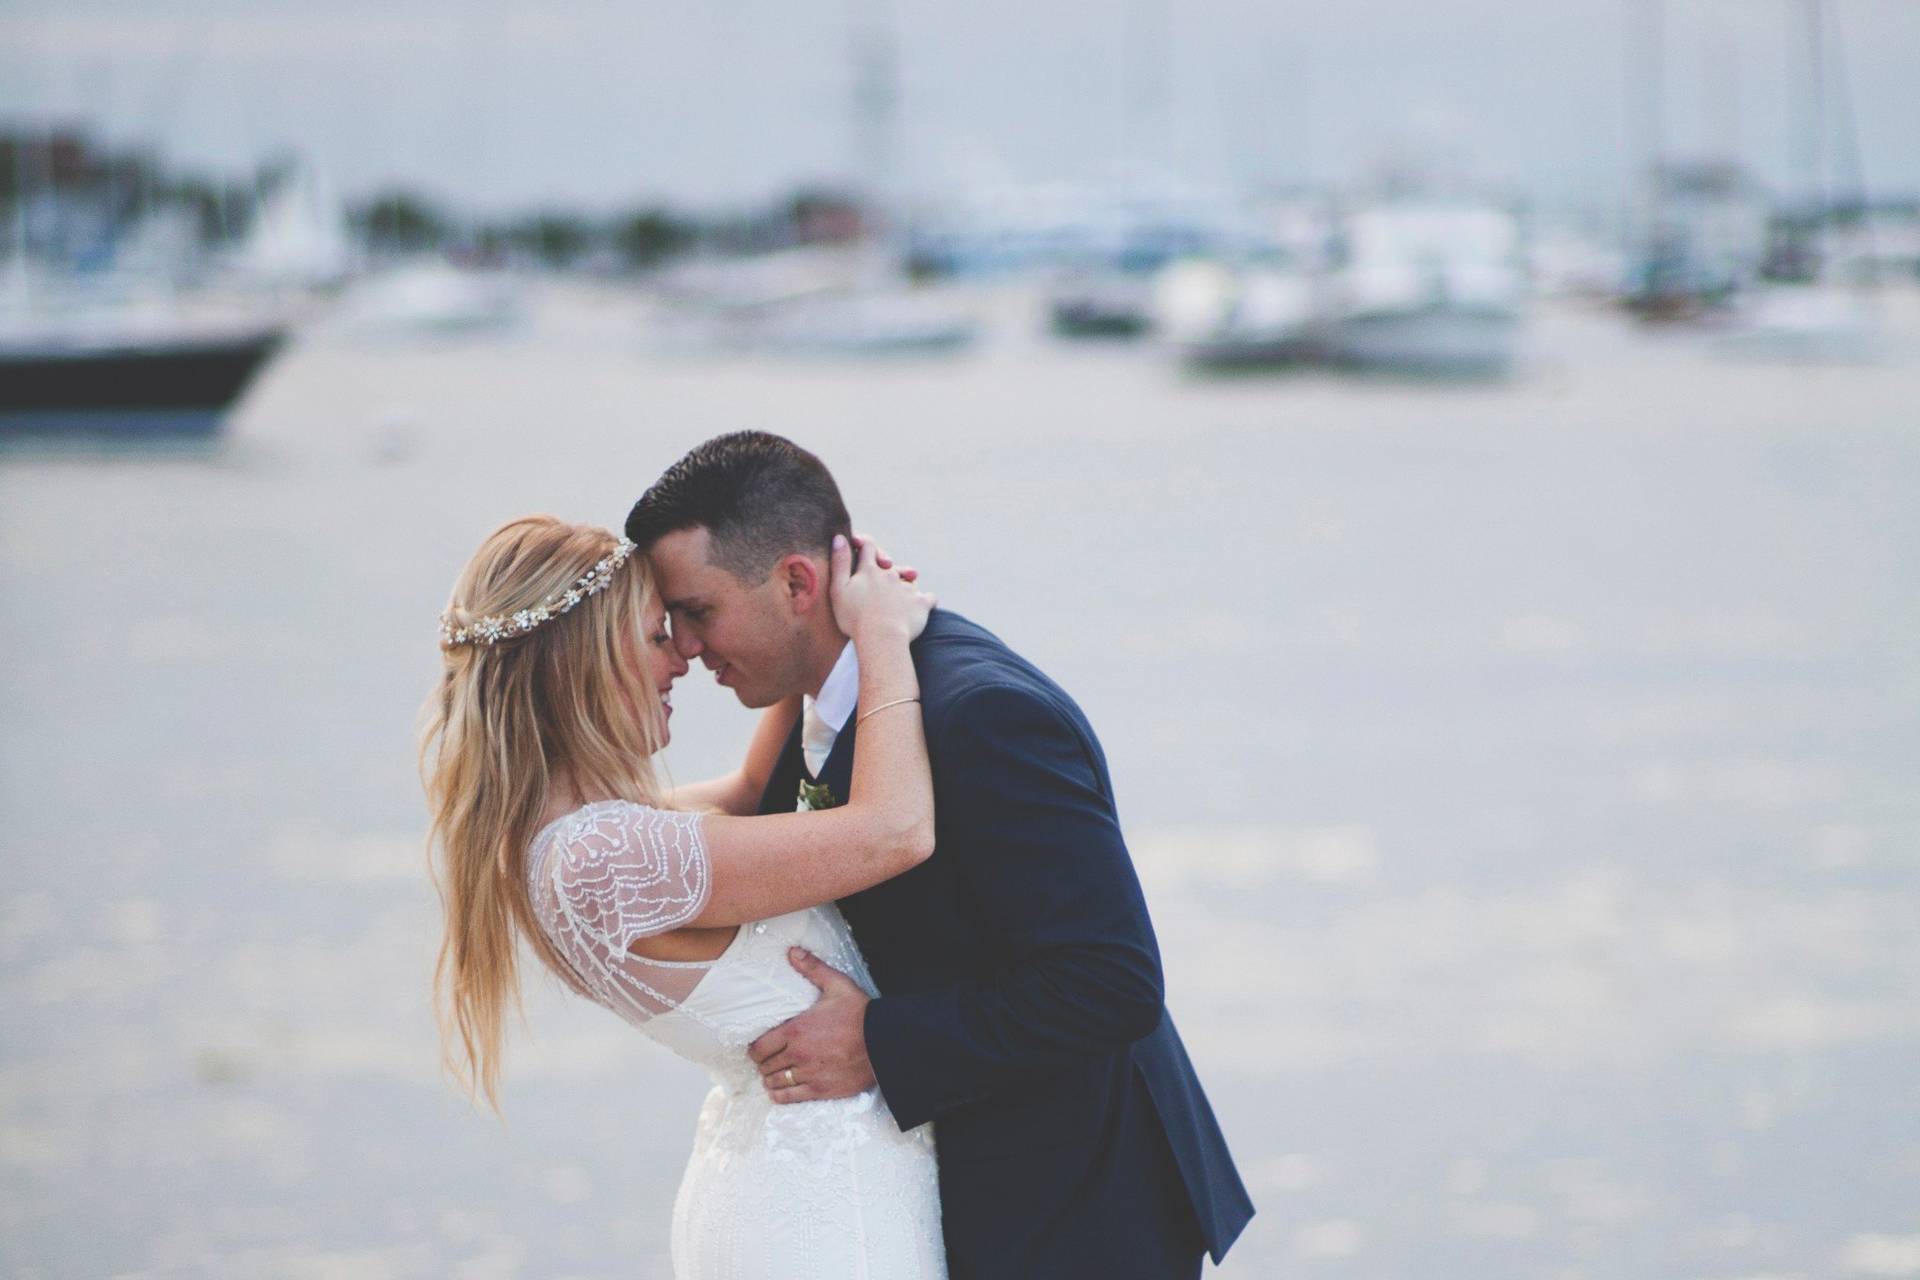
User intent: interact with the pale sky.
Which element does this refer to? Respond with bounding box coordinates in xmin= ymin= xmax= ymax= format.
xmin=3 ymin=0 xmax=1917 ymax=217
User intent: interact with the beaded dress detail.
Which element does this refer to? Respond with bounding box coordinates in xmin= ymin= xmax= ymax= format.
xmin=528 ymin=799 xmax=944 ymax=1279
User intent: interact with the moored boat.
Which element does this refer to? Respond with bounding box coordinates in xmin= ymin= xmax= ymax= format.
xmin=1322 ymin=202 xmax=1526 ymax=376
xmin=1047 ymin=270 xmax=1156 ymax=338
xmin=0 ymin=323 xmax=286 ymax=436
xmin=1158 ymin=258 xmax=1322 ymax=370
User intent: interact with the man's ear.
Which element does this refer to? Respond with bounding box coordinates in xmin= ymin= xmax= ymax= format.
xmin=777 ymin=553 xmax=825 ymax=614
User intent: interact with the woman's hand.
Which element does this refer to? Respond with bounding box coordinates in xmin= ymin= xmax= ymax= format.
xmin=830 ymin=534 xmax=934 ymax=643
xmin=855 ymin=531 xmax=918 ymax=584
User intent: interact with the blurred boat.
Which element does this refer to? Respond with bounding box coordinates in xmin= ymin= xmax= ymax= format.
xmin=647 ymin=5 xmax=975 ymax=360
xmin=2 ymin=242 xmax=287 ymax=435
xmin=653 ymin=246 xmax=977 ymax=356
xmin=1710 ymin=283 xmax=1883 ymax=361
xmin=1527 ymin=226 xmax=1630 ymax=299
xmin=335 ymin=260 xmax=523 ymax=336
xmin=1322 ymin=202 xmax=1525 ymax=375
xmin=1621 ymin=241 xmax=1738 ymax=323
xmin=1620 ymin=164 xmax=1759 ymax=323
xmin=1047 ymin=270 xmax=1155 ymax=338
xmin=0 ymin=130 xmax=298 ymax=436
xmin=224 ymin=161 xmax=355 ymax=294
xmin=656 ymin=245 xmax=862 ymax=313
xmin=721 ymin=289 xmax=976 ymax=355
xmin=1700 ymin=5 xmax=1885 ymax=363
xmin=905 ymin=180 xmax=1244 ymax=279
xmin=1156 ymin=258 xmax=1320 ymax=370
xmin=0 ymin=318 xmax=285 ymax=436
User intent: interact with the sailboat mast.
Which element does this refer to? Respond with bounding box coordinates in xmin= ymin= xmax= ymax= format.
xmin=1818 ymin=0 xmax=1874 ymax=286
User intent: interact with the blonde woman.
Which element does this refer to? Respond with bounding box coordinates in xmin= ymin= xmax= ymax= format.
xmin=422 ymin=514 xmax=945 ymax=1279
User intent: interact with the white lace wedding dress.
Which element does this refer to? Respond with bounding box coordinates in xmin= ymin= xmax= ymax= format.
xmin=527 ymin=799 xmax=946 ymax=1279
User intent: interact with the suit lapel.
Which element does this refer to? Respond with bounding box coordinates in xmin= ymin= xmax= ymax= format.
xmin=758 ymin=718 xmax=808 ymax=815
xmin=819 ymin=715 xmax=857 ymax=806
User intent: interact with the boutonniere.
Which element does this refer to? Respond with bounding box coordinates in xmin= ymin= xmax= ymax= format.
xmin=798 ymin=778 xmax=842 ymax=811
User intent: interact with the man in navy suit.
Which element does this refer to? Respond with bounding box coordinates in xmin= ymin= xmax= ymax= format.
xmin=629 ymin=432 xmax=1253 ymax=1278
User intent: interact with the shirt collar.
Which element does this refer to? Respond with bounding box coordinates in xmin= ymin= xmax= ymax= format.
xmin=808 ymin=640 xmax=860 ymax=736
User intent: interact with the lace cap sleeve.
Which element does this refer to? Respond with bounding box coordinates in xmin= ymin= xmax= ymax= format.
xmin=531 ymin=800 xmax=713 ymax=1016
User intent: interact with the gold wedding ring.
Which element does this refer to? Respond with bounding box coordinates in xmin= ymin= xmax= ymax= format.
xmin=782 ymin=1067 xmax=798 ymax=1088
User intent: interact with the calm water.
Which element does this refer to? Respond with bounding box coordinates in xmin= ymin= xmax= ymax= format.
xmin=3 ymin=281 xmax=1918 ymax=1278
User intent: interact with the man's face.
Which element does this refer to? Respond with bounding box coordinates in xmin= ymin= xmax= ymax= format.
xmin=648 ymin=526 xmax=812 ymax=709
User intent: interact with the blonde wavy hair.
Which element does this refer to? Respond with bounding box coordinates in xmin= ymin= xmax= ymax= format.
xmin=420 ymin=515 xmax=667 ymax=1113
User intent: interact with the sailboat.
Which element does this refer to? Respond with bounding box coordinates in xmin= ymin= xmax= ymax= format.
xmin=1711 ymin=0 xmax=1883 ymax=361
xmin=1 ymin=136 xmax=287 ymax=437
xmin=224 ymin=161 xmax=353 ymax=293
xmin=1158 ymin=255 xmax=1321 ymax=369
xmin=653 ymin=239 xmax=975 ymax=356
xmin=1049 ymin=267 xmax=1157 ymax=339
xmin=334 ymin=259 xmax=523 ymax=337
xmin=1046 ymin=0 xmax=1178 ymax=343
xmin=657 ymin=3 xmax=976 ymax=357
xmin=1320 ymin=201 xmax=1526 ymax=375
xmin=1045 ymin=194 xmax=1228 ymax=339
xmin=0 ymin=317 xmax=286 ymax=435
xmin=1619 ymin=0 xmax=1742 ymax=322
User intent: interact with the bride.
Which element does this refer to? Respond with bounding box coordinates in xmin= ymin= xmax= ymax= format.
xmin=421 ymin=514 xmax=945 ymax=1278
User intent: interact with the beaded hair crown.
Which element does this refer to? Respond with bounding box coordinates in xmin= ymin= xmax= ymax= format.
xmin=439 ymin=538 xmax=637 ymax=648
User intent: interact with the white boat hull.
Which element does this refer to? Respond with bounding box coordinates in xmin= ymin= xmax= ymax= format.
xmin=1327 ymin=306 xmax=1520 ymax=375
xmin=746 ymin=294 xmax=978 ymax=353
xmin=1710 ymin=286 xmax=1884 ymax=363
xmin=1159 ymin=261 xmax=1320 ymax=369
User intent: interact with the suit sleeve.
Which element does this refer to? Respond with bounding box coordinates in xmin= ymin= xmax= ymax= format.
xmin=862 ymin=683 xmax=1166 ymax=1130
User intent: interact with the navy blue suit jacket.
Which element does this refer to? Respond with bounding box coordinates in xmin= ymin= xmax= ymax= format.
xmin=759 ymin=609 xmax=1254 ymax=1277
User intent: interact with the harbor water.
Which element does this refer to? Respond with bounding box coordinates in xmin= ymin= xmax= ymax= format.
xmin=3 ymin=282 xmax=1918 ymax=1277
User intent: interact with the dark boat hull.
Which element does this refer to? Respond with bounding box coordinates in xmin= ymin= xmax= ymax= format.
xmin=0 ymin=329 xmax=287 ymax=436
xmin=1050 ymin=300 xmax=1152 ymax=338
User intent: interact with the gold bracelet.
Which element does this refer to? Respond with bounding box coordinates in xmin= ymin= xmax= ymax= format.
xmin=856 ymin=696 xmax=920 ymax=726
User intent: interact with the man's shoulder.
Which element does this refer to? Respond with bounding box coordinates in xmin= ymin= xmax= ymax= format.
xmin=912 ymin=610 xmax=1082 ymax=730
xmin=911 ymin=609 xmax=1033 ymax=693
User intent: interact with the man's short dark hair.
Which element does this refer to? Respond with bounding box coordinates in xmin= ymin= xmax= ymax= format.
xmin=625 ymin=431 xmax=853 ymax=582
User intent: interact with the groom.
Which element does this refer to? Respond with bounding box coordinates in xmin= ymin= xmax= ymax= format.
xmin=628 ymin=432 xmax=1253 ymax=1278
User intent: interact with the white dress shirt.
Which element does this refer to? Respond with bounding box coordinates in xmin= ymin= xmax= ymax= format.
xmin=801 ymin=640 xmax=860 ymax=779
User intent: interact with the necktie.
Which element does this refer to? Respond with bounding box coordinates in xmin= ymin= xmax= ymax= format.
xmin=801 ymin=697 xmax=836 ymax=778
